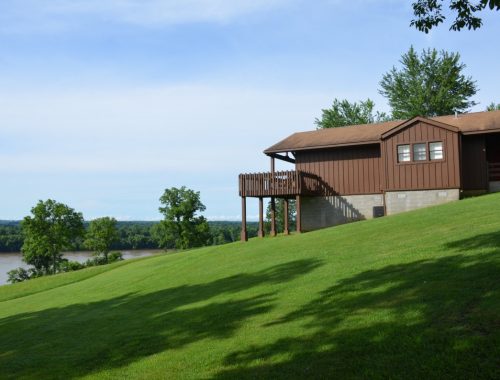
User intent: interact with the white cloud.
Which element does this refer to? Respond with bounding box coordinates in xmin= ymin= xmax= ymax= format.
xmin=0 ymin=0 xmax=291 ymax=33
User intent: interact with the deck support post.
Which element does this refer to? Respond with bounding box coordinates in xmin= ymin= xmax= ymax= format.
xmin=283 ymin=198 xmax=290 ymax=235
xmin=258 ymin=197 xmax=265 ymax=238
xmin=270 ymin=197 xmax=277 ymax=237
xmin=241 ymin=196 xmax=248 ymax=241
xmin=270 ymin=155 xmax=277 ymax=236
xmin=296 ymin=195 xmax=302 ymax=233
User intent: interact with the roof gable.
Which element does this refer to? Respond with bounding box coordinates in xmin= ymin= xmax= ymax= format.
xmin=381 ymin=117 xmax=459 ymax=140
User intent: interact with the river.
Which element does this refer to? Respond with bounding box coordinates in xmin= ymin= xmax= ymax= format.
xmin=0 ymin=250 xmax=162 ymax=286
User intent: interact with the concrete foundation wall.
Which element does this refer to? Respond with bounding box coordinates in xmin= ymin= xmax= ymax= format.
xmin=489 ymin=181 xmax=500 ymax=193
xmin=301 ymin=189 xmax=460 ymax=231
xmin=385 ymin=189 xmax=460 ymax=216
xmin=301 ymin=194 xmax=384 ymax=231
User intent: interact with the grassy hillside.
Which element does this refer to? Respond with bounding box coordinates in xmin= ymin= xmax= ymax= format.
xmin=1 ymin=194 xmax=499 ymax=379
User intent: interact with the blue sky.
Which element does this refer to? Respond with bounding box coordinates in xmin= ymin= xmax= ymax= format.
xmin=1 ymin=0 xmax=499 ymax=221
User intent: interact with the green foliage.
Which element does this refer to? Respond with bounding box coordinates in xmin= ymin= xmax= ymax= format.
xmin=102 ymin=221 xmax=157 ymax=250
xmin=1 ymin=193 xmax=500 ymax=378
xmin=0 ymin=220 xmax=258 ymax=254
xmin=59 ymin=260 xmax=85 ymax=272
xmin=150 ymin=222 xmax=174 ymax=250
xmin=85 ymin=251 xmax=123 ymax=267
xmin=379 ymin=47 xmax=477 ymax=119
xmin=208 ymin=222 xmax=258 ymax=245
xmin=119 ymin=223 xmax=154 ymax=249
xmin=9 ymin=252 xmax=125 ymax=283
xmin=7 ymin=267 xmax=32 ymax=283
xmin=486 ymin=102 xmax=500 ymax=111
xmin=6 ymin=267 xmax=43 ymax=283
xmin=21 ymin=199 xmax=84 ymax=275
xmin=315 ymin=98 xmax=390 ymax=129
xmin=84 ymin=217 xmax=119 ymax=263
xmin=108 ymin=251 xmax=124 ymax=263
xmin=265 ymin=199 xmax=296 ymax=233
xmin=0 ymin=224 xmax=23 ymax=252
xmin=411 ymin=0 xmax=500 ymax=32
xmin=153 ymin=187 xmax=211 ymax=250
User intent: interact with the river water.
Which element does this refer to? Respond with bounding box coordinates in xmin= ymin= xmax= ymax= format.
xmin=0 ymin=250 xmax=162 ymax=286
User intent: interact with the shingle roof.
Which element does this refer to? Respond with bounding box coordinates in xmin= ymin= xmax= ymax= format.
xmin=433 ymin=110 xmax=500 ymax=133
xmin=264 ymin=110 xmax=500 ymax=154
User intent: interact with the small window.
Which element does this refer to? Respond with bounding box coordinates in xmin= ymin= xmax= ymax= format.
xmin=397 ymin=145 xmax=410 ymax=162
xmin=413 ymin=143 xmax=427 ymax=161
xmin=429 ymin=142 xmax=444 ymax=160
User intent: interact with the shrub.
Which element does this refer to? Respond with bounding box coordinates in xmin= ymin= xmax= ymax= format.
xmin=7 ymin=267 xmax=31 ymax=283
xmin=60 ymin=260 xmax=85 ymax=272
xmin=85 ymin=256 xmax=106 ymax=267
xmin=85 ymin=251 xmax=123 ymax=267
xmin=108 ymin=251 xmax=123 ymax=263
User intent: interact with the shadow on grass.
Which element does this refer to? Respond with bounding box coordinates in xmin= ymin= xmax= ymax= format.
xmin=0 ymin=258 xmax=323 ymax=379
xmin=214 ymin=231 xmax=500 ymax=379
xmin=445 ymin=231 xmax=500 ymax=251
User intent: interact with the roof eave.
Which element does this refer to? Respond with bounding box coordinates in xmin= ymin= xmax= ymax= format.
xmin=461 ymin=127 xmax=500 ymax=135
xmin=264 ymin=139 xmax=381 ymax=155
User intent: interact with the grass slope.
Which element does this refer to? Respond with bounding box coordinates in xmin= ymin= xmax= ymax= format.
xmin=1 ymin=194 xmax=499 ymax=379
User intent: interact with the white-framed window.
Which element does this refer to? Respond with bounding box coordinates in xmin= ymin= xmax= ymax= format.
xmin=429 ymin=142 xmax=444 ymax=160
xmin=413 ymin=143 xmax=427 ymax=161
xmin=397 ymin=144 xmax=411 ymax=163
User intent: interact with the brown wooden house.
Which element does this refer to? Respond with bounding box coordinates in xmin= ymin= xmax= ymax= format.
xmin=238 ymin=110 xmax=500 ymax=240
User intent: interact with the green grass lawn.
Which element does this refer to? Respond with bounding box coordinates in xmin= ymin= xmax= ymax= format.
xmin=1 ymin=194 xmax=499 ymax=379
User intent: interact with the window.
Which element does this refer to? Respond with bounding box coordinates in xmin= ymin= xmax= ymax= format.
xmin=397 ymin=145 xmax=410 ymax=162
xmin=429 ymin=142 xmax=444 ymax=160
xmin=413 ymin=143 xmax=427 ymax=161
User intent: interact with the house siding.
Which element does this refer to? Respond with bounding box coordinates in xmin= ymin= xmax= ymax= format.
xmin=382 ymin=121 xmax=461 ymax=191
xmin=295 ymin=144 xmax=382 ymax=196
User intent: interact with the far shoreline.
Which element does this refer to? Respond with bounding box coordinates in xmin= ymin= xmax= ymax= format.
xmin=0 ymin=249 xmax=168 ymax=255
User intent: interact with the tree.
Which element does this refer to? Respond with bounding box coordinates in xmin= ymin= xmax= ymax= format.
xmin=21 ymin=199 xmax=84 ymax=274
xmin=150 ymin=222 xmax=175 ymax=250
xmin=153 ymin=187 xmax=210 ymax=250
xmin=486 ymin=102 xmax=500 ymax=111
xmin=379 ymin=47 xmax=477 ymax=119
xmin=315 ymin=99 xmax=390 ymax=129
xmin=411 ymin=0 xmax=500 ymax=32
xmin=84 ymin=217 xmax=119 ymax=263
xmin=265 ymin=199 xmax=296 ymax=234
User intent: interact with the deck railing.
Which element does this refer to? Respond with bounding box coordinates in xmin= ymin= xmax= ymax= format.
xmin=239 ymin=170 xmax=324 ymax=197
xmin=488 ymin=162 xmax=500 ymax=181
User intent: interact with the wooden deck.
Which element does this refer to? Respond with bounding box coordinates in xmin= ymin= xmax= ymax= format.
xmin=238 ymin=170 xmax=324 ymax=198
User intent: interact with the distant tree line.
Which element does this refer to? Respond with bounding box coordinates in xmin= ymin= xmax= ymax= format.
xmin=0 ymin=220 xmax=257 ymax=253
xmin=208 ymin=221 xmax=258 ymax=245
xmin=0 ymin=224 xmax=23 ymax=252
